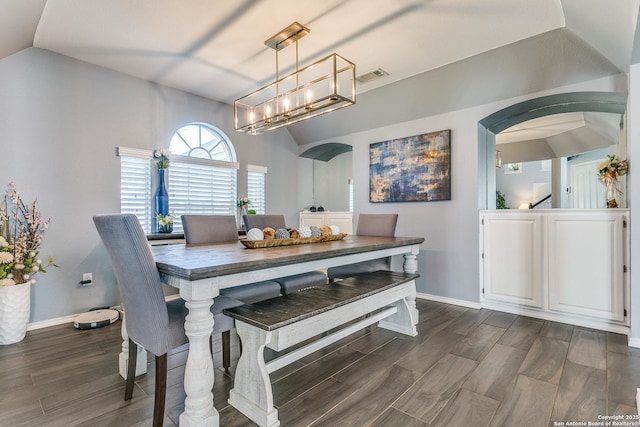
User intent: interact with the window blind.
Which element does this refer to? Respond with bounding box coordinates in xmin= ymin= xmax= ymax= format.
xmin=120 ymin=155 xmax=152 ymax=233
xmin=349 ymin=178 xmax=354 ymax=212
xmin=169 ymin=160 xmax=237 ymax=233
xmin=247 ymin=166 xmax=267 ymax=214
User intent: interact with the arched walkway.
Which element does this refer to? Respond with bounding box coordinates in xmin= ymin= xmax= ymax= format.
xmin=477 ymin=91 xmax=627 ymax=209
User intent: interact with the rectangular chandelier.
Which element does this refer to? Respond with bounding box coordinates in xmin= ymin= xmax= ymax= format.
xmin=234 ymin=23 xmax=356 ymax=135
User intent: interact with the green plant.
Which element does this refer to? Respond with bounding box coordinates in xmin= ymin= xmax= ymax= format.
xmin=153 ymin=148 xmax=170 ymax=170
xmin=496 ymin=191 xmax=507 ymax=209
xmin=246 ymin=209 xmax=256 ymax=215
xmin=236 ymin=196 xmax=251 ymax=208
xmin=156 ymin=213 xmax=173 ymax=226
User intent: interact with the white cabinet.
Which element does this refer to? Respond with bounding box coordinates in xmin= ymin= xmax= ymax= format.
xmin=482 ymin=214 xmax=543 ymax=308
xmin=480 ymin=209 xmax=629 ymax=333
xmin=299 ymin=212 xmax=353 ymax=234
xmin=547 ymin=213 xmax=625 ymax=322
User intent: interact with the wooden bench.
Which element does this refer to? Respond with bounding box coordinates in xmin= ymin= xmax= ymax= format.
xmin=224 ymin=270 xmax=420 ymax=427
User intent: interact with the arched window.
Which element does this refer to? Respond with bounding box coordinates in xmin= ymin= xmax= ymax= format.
xmin=169 ymin=123 xmax=236 ymax=161
xmin=168 ymin=123 xmax=239 ymax=232
xmin=118 ymin=123 xmax=242 ymax=233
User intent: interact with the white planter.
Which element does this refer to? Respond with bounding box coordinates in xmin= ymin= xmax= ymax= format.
xmin=0 ymin=281 xmax=31 ymax=345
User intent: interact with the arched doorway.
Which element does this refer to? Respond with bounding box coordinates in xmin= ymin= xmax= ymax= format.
xmin=477 ymin=91 xmax=627 ymax=210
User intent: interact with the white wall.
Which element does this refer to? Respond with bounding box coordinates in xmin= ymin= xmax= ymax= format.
xmin=629 ymin=63 xmax=640 ymax=345
xmin=0 ymin=48 xmax=300 ymax=322
xmin=297 ymin=152 xmax=353 ymax=212
xmin=299 ymin=74 xmax=626 ymax=304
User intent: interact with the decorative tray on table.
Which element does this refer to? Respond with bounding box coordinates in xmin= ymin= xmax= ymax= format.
xmin=240 ymin=233 xmax=347 ymax=249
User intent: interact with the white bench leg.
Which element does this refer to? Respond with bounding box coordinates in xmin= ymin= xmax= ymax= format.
xmin=378 ymin=285 xmax=418 ymax=336
xmin=229 ymin=322 xmax=280 ymax=427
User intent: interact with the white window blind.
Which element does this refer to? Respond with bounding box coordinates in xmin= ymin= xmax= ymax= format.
xmin=169 ymin=158 xmax=238 ymax=233
xmin=349 ymin=178 xmax=354 ymax=212
xmin=247 ymin=165 xmax=267 ymax=214
xmin=119 ymin=153 xmax=152 ymax=233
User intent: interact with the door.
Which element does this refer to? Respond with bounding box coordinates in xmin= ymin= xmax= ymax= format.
xmin=569 ymin=159 xmax=604 ymax=208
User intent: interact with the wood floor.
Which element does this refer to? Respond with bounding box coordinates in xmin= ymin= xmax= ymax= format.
xmin=1 ymin=299 xmax=640 ymax=426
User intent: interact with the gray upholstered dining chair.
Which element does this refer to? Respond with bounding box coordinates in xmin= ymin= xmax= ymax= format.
xmin=181 ymin=214 xmax=282 ymax=303
xmin=93 ymin=213 xmax=242 ymax=427
xmin=241 ymin=213 xmax=327 ymax=294
xmin=328 ymin=213 xmax=399 ymax=281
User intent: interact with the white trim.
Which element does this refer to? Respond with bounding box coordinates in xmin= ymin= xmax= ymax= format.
xmin=629 ymin=338 xmax=640 ymax=349
xmin=416 ymin=292 xmax=482 ymax=310
xmin=116 ymin=147 xmax=240 ymax=170
xmin=25 ymin=295 xmax=181 ymax=331
xmin=482 ymin=299 xmax=630 ymax=335
xmin=26 ymin=313 xmax=79 ymax=331
xmin=116 ymin=146 xmax=152 ymax=158
xmin=247 ymin=164 xmax=268 ymax=173
xmin=172 ymin=153 xmax=239 ymax=169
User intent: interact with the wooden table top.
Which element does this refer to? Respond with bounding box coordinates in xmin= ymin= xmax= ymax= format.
xmin=150 ymin=235 xmax=424 ymax=281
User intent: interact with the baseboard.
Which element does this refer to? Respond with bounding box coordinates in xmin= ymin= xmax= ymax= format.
xmin=27 ymin=304 xmax=123 ymax=331
xmin=26 ymin=296 xmax=181 ymax=332
xmin=629 ymin=338 xmax=640 ymax=349
xmin=26 ymin=313 xmax=79 ymax=331
xmin=28 ymin=293 xmax=479 ymax=331
xmin=416 ymin=292 xmax=482 ymax=310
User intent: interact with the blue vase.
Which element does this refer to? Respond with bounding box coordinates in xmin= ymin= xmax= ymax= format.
xmin=155 ymin=169 xmax=169 ymax=232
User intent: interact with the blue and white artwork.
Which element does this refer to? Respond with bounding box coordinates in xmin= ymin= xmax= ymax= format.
xmin=369 ymin=130 xmax=451 ymax=203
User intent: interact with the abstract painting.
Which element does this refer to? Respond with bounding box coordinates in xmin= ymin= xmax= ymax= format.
xmin=369 ymin=129 xmax=451 ymax=203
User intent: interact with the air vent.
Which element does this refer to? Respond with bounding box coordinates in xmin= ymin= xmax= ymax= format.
xmin=356 ymin=68 xmax=388 ymax=84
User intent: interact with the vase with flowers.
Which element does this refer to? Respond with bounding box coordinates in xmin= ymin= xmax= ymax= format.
xmin=157 ymin=213 xmax=173 ymax=233
xmin=153 ymin=148 xmax=170 ymax=232
xmin=237 ymin=196 xmax=251 ymax=229
xmin=597 ymin=154 xmax=628 ymax=208
xmin=0 ymin=182 xmax=56 ymax=344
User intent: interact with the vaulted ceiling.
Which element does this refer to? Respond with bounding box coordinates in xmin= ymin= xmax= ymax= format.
xmin=2 ymin=0 xmax=639 ymax=146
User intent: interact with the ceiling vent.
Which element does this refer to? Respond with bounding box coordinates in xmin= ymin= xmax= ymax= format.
xmin=356 ymin=68 xmax=388 ymax=84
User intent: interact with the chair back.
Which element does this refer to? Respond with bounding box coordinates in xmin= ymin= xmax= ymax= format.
xmin=93 ymin=214 xmax=169 ymax=356
xmin=181 ymin=214 xmax=238 ymax=244
xmin=356 ymin=214 xmax=398 ymax=237
xmin=243 ymin=214 xmax=286 ymax=230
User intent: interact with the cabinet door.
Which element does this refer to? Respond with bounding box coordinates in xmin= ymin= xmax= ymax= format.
xmin=482 ymin=214 xmax=543 ymax=308
xmin=326 ymin=213 xmax=353 ymax=234
xmin=299 ymin=214 xmax=324 ymax=229
xmin=547 ymin=213 xmax=624 ymax=321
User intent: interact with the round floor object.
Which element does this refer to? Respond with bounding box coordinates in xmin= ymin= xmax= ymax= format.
xmin=73 ymin=309 xmax=120 ymax=330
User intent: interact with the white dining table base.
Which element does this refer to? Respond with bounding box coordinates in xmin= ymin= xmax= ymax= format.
xmin=180 ymin=298 xmax=218 ymax=426
xmin=148 ymin=235 xmax=424 ymax=427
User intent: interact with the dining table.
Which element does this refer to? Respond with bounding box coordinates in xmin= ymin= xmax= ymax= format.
xmin=148 ymin=234 xmax=424 ymax=426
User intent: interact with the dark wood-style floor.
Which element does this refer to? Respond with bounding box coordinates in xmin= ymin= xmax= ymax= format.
xmin=1 ymin=299 xmax=639 ymax=426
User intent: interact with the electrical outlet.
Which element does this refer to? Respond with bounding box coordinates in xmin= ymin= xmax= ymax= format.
xmin=81 ymin=273 xmax=93 ymax=286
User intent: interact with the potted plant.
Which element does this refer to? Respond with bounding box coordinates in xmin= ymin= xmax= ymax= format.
xmin=237 ymin=196 xmax=251 ymax=229
xmin=597 ymin=154 xmax=628 ymax=208
xmin=0 ymin=182 xmax=56 ymax=344
xmin=156 ymin=213 xmax=174 ymax=233
xmin=496 ymin=191 xmax=508 ymax=209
